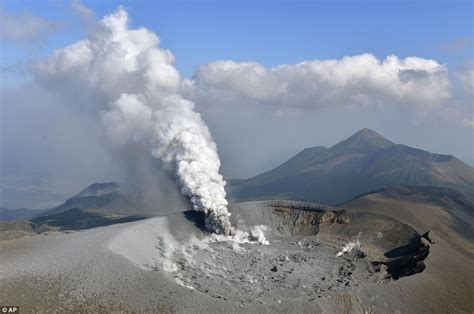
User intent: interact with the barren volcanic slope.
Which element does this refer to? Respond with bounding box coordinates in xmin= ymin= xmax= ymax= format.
xmin=1 ymin=200 xmax=473 ymax=312
xmin=229 ymin=129 xmax=474 ymax=205
xmin=342 ymin=186 xmax=474 ymax=257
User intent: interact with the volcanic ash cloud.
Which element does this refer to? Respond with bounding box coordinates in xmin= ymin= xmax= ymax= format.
xmin=34 ymin=8 xmax=232 ymax=235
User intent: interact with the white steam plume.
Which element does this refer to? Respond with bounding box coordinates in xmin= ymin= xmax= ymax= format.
xmin=336 ymin=240 xmax=361 ymax=257
xmin=34 ymin=8 xmax=232 ymax=235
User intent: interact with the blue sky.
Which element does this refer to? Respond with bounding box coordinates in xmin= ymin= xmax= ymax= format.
xmin=0 ymin=0 xmax=473 ymax=208
xmin=1 ymin=0 xmax=472 ymax=78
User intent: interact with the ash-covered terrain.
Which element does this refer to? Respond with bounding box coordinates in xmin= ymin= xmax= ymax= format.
xmin=3 ymin=200 xmax=466 ymax=313
xmin=110 ymin=201 xmax=428 ymax=304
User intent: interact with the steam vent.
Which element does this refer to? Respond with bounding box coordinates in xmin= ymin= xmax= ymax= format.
xmin=110 ymin=200 xmax=430 ymax=303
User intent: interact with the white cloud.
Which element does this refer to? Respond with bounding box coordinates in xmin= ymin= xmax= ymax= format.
xmin=185 ymin=54 xmax=450 ymax=112
xmin=71 ymin=0 xmax=95 ymax=21
xmin=0 ymin=9 xmax=62 ymax=43
xmin=456 ymin=60 xmax=474 ymax=93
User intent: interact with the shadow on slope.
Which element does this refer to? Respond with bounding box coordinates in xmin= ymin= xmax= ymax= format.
xmin=31 ymin=208 xmax=147 ymax=232
xmin=343 ymin=185 xmax=474 ymax=257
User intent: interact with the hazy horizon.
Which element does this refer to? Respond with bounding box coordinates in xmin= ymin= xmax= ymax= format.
xmin=1 ymin=1 xmax=473 ymax=209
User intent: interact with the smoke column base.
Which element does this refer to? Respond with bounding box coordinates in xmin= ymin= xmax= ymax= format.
xmin=204 ymin=211 xmax=233 ymax=236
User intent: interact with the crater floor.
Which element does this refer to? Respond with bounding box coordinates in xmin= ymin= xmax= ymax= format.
xmin=109 ymin=200 xmax=427 ymax=304
xmin=169 ymin=234 xmax=381 ymax=304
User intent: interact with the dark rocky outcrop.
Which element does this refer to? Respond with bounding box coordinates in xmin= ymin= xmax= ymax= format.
xmin=373 ymin=234 xmax=430 ymax=280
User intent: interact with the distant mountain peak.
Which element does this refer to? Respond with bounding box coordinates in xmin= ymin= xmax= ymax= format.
xmin=355 ymin=128 xmax=381 ymax=136
xmin=336 ymin=128 xmax=394 ymax=150
xmin=230 ymin=127 xmax=474 ymax=205
xmin=75 ymin=182 xmax=120 ymax=198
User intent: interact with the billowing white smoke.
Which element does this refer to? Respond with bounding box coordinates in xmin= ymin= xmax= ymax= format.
xmin=34 ymin=8 xmax=232 ymax=235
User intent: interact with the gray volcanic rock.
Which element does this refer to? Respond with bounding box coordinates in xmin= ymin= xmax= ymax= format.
xmin=2 ymin=200 xmax=472 ymax=313
xmin=229 ymin=129 xmax=474 ymax=205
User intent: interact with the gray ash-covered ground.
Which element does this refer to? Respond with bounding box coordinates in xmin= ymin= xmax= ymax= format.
xmin=2 ymin=200 xmax=452 ymax=313
xmin=108 ymin=200 xmax=427 ymax=304
xmin=169 ymin=234 xmax=380 ymax=304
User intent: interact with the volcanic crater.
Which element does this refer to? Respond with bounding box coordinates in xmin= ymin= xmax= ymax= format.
xmin=110 ymin=200 xmax=431 ymax=303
